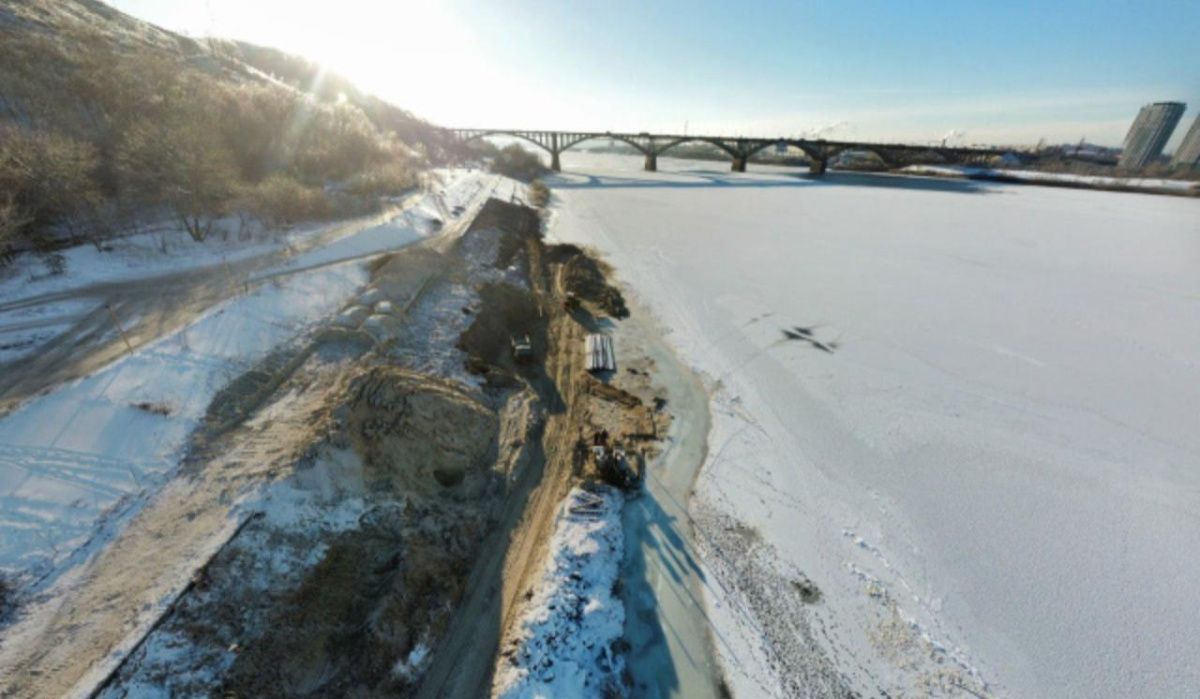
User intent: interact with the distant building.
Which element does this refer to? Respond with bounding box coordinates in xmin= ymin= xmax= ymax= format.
xmin=1062 ymin=140 xmax=1121 ymax=165
xmin=1119 ymin=102 xmax=1185 ymax=169
xmin=1170 ymin=114 xmax=1200 ymax=170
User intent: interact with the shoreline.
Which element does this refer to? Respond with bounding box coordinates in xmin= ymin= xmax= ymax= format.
xmin=542 ymin=161 xmax=1002 ymax=696
xmin=615 ymin=291 xmax=724 ymax=698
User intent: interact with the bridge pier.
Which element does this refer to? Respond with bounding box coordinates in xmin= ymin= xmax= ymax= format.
xmin=549 ymin=133 xmax=562 ymax=172
xmin=446 ymin=129 xmax=1030 ymax=177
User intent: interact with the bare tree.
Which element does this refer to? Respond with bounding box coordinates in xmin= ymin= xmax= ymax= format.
xmin=0 ymin=195 xmax=31 ymax=264
xmin=115 ymin=80 xmax=238 ymax=242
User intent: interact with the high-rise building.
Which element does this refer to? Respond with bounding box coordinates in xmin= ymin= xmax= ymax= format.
xmin=1119 ymin=101 xmax=1185 ymax=169
xmin=1169 ymin=113 xmax=1200 ymax=170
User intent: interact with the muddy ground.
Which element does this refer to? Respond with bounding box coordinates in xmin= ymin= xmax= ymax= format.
xmin=66 ymin=197 xmax=667 ymax=698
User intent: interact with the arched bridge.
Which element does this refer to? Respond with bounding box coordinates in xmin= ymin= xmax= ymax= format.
xmin=446 ymin=128 xmax=1035 ymax=175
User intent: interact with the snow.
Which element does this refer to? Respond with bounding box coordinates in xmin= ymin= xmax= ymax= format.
xmin=547 ymin=152 xmax=1200 ymax=697
xmin=392 ymin=642 xmax=432 ymax=682
xmin=494 ymin=486 xmax=627 ymax=699
xmin=0 ymin=299 xmax=94 ymax=364
xmin=257 ymin=208 xmax=428 ymax=276
xmin=903 ymin=163 xmax=1200 ymax=193
xmin=0 ymin=169 xmax=485 ymax=365
xmin=0 ymin=170 xmax=497 ymax=601
xmin=98 ymin=449 xmax=372 ymax=698
xmin=0 ymin=259 xmax=366 ymax=596
xmin=0 ymin=221 xmax=289 ymax=306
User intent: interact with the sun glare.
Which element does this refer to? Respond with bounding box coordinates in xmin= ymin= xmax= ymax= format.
xmin=262 ymin=1 xmax=507 ymax=125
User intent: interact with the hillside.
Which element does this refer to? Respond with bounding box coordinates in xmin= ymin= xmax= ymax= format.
xmin=0 ymin=0 xmax=451 ymax=261
xmin=215 ymin=39 xmax=449 ymax=151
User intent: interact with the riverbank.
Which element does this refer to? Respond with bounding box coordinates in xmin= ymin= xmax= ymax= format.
xmin=613 ymin=298 xmax=724 ymax=698
xmin=546 ymin=152 xmax=1200 ymax=697
xmin=902 ymin=163 xmax=1200 ymax=197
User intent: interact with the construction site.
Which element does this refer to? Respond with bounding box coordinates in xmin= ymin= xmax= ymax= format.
xmin=0 ymin=193 xmax=676 ymax=698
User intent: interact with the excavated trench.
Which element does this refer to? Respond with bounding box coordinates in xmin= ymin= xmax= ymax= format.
xmin=212 ymin=368 xmax=521 ymax=697
xmin=87 ymin=198 xmax=654 ymax=698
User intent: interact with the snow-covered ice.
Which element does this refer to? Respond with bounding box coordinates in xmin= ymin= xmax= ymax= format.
xmin=547 ymin=153 xmax=1200 ymax=697
xmin=494 ymin=486 xmax=627 ymax=699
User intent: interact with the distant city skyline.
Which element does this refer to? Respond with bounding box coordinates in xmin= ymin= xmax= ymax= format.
xmin=1119 ymin=102 xmax=1185 ymax=169
xmin=107 ymin=0 xmax=1199 ymax=149
xmin=1171 ymin=114 xmax=1200 ymax=169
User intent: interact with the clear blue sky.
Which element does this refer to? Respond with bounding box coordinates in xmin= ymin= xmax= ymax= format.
xmin=109 ymin=0 xmax=1199 ymax=147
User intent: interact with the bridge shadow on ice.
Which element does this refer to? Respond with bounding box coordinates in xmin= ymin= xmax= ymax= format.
xmin=551 ymin=169 xmax=994 ymax=194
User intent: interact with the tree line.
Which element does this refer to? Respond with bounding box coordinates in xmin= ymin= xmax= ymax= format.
xmin=0 ymin=29 xmax=422 ymax=267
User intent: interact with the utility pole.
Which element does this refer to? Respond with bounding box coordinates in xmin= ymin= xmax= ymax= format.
xmin=104 ymin=303 xmax=135 ymax=354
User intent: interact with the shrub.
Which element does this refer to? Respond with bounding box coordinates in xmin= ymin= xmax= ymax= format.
xmin=528 ymin=179 xmax=550 ymax=207
xmin=344 ymin=161 xmax=418 ymax=199
xmin=291 ymin=103 xmax=390 ymax=182
xmin=218 ymin=83 xmax=301 ymax=182
xmin=0 ymin=126 xmax=100 ymax=236
xmin=489 ymin=144 xmax=550 ymax=181
xmin=0 ymin=195 xmax=29 ymax=251
xmin=242 ymin=175 xmax=333 ymax=227
xmin=114 ymin=82 xmax=239 ymax=241
xmin=0 ymin=22 xmax=436 ymax=252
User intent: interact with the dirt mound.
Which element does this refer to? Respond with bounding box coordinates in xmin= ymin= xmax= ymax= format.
xmin=201 ymin=343 xmax=312 ymax=434
xmin=347 ymin=368 xmax=499 ymax=497
xmin=552 ymin=245 xmax=629 ymax=318
xmin=469 ymin=199 xmax=541 ymax=243
xmin=456 ymin=282 xmax=545 ymax=380
xmin=368 ymin=248 xmax=448 ymax=299
xmin=222 ymin=501 xmax=489 ymax=697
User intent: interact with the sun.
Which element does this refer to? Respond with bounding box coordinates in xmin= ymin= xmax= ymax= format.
xmin=267 ymin=1 xmax=497 ymax=125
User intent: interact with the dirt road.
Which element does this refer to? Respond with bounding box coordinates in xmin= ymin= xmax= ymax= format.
xmin=414 ymin=209 xmax=590 ymax=698
xmin=0 ymin=195 xmax=432 ymax=416
xmin=0 ymin=179 xmax=508 ymax=698
xmin=0 ymin=359 xmax=355 ymax=699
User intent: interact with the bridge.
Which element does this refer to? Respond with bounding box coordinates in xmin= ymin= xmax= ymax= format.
xmin=446 ymin=129 xmax=1034 ymax=175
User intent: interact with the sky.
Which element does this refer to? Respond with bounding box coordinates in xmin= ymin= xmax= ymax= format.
xmin=108 ymin=0 xmax=1199 ymax=148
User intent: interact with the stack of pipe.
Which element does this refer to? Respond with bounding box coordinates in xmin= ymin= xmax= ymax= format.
xmin=585 ymin=333 xmax=616 ymax=372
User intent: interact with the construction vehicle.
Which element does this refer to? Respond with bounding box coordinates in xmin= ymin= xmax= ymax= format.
xmin=588 ymin=430 xmax=641 ymax=492
xmin=511 ymin=334 xmax=534 ymax=363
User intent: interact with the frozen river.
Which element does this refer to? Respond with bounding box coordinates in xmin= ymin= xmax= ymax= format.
xmin=547 ymin=153 xmax=1200 ymax=698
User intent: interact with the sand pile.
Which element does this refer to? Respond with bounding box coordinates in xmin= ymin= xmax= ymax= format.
xmin=222 ymin=500 xmax=490 ymax=697
xmin=346 ymin=367 xmax=499 ymax=496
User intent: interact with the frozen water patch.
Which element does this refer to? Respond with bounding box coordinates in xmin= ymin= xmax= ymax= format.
xmin=494 ymin=486 xmax=627 ymax=699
